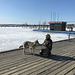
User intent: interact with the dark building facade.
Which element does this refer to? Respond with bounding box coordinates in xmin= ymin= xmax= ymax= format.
xmin=50 ymin=22 xmax=66 ymax=31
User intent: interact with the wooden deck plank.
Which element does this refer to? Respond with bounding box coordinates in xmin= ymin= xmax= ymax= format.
xmin=11 ymin=49 xmax=75 ymax=75
xmin=66 ymin=68 xmax=75 ymax=75
xmin=0 ymin=39 xmax=75 ymax=75
xmin=23 ymin=53 xmax=75 ymax=75
xmin=47 ymin=61 xmax=75 ymax=75
xmin=0 ymin=44 xmax=71 ymax=70
xmin=1 ymin=47 xmax=72 ymax=74
xmin=0 ymin=56 xmax=45 ymax=74
xmin=0 ymin=50 xmax=64 ymax=73
xmin=57 ymin=64 xmax=75 ymax=75
xmin=1 ymin=58 xmax=49 ymax=75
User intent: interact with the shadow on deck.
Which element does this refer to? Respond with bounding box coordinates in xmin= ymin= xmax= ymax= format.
xmin=34 ymin=54 xmax=75 ymax=61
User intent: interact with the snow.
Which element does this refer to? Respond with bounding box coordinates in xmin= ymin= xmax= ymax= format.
xmin=0 ymin=27 xmax=75 ymax=52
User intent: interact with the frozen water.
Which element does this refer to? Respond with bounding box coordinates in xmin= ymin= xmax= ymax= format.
xmin=0 ymin=27 xmax=75 ymax=52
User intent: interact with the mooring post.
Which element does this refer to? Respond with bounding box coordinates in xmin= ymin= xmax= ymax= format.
xmin=68 ymin=28 xmax=70 ymax=42
xmin=68 ymin=32 xmax=70 ymax=42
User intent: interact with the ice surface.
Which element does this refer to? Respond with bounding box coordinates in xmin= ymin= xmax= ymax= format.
xmin=0 ymin=27 xmax=75 ymax=52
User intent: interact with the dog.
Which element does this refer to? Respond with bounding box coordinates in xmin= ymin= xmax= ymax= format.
xmin=21 ymin=40 xmax=39 ymax=55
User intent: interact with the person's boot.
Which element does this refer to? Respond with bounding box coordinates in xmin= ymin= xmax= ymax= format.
xmin=47 ymin=52 xmax=51 ymax=57
xmin=39 ymin=52 xmax=43 ymax=55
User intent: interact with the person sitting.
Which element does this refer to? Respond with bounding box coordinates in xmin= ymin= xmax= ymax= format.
xmin=39 ymin=34 xmax=52 ymax=57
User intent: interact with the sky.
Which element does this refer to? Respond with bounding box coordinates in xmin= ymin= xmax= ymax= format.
xmin=0 ymin=0 xmax=75 ymax=24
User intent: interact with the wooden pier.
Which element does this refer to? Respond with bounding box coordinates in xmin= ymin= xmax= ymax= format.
xmin=0 ymin=39 xmax=75 ymax=75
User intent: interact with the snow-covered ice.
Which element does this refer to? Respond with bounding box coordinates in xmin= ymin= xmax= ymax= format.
xmin=0 ymin=27 xmax=75 ymax=52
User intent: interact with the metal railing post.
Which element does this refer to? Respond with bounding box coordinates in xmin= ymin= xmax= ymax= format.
xmin=68 ymin=28 xmax=70 ymax=42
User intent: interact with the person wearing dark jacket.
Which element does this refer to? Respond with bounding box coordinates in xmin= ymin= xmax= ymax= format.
xmin=40 ymin=34 xmax=52 ymax=57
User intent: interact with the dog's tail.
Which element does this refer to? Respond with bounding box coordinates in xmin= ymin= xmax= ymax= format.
xmin=19 ymin=45 xmax=23 ymax=49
